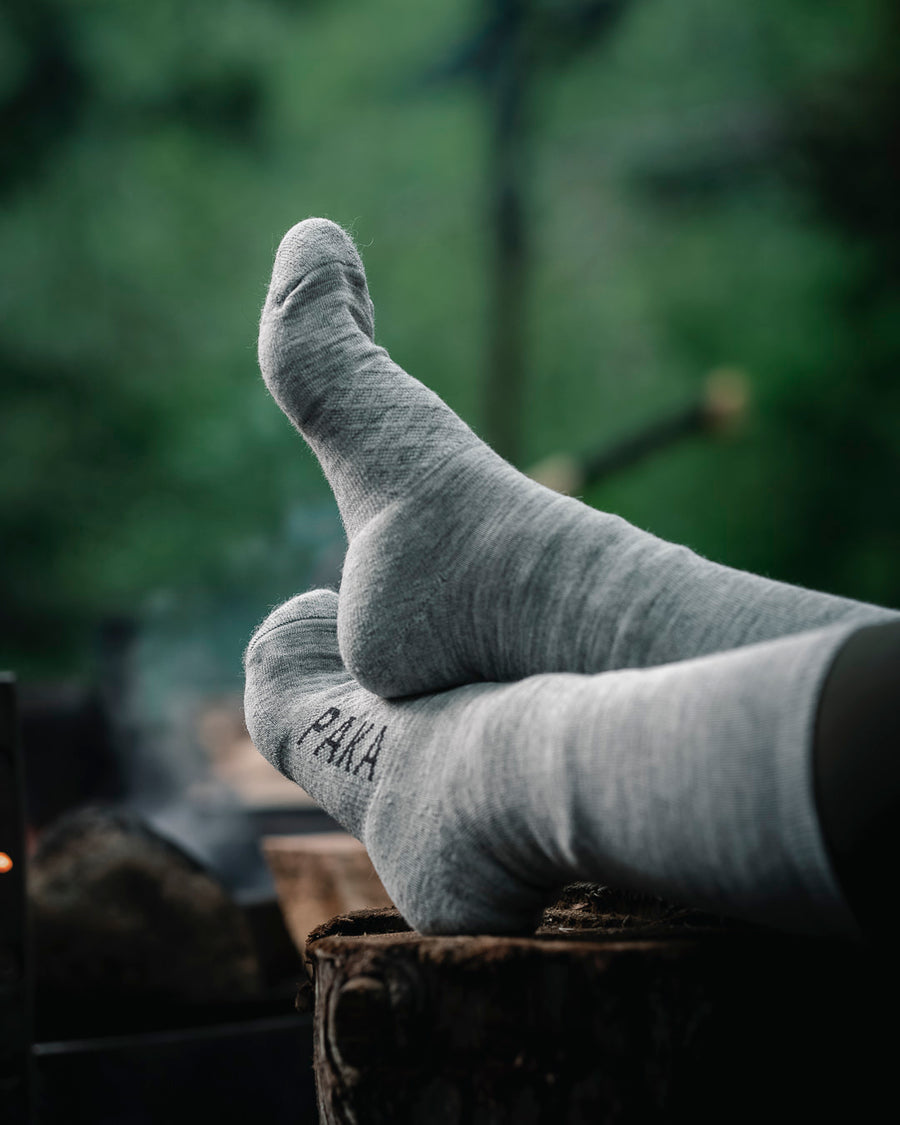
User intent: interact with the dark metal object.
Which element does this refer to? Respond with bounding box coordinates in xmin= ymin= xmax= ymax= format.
xmin=34 ymin=1013 xmax=316 ymax=1125
xmin=18 ymin=680 xmax=125 ymax=833
xmin=0 ymin=673 xmax=32 ymax=1124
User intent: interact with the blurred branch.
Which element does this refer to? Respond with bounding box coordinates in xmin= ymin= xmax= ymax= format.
xmin=528 ymin=368 xmax=749 ymax=494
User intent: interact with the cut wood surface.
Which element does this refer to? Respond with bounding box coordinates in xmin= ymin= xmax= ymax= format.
xmin=262 ymin=833 xmax=392 ymax=956
xmin=306 ymin=887 xmax=899 ymax=1124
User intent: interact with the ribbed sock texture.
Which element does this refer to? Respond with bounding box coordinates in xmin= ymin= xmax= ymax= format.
xmin=244 ymin=589 xmax=860 ymax=939
xmin=258 ymin=219 xmax=898 ymax=699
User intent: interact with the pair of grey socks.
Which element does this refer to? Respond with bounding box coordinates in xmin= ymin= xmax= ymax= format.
xmin=245 ymin=219 xmax=898 ymax=938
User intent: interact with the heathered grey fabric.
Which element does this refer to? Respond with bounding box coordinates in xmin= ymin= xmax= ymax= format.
xmin=258 ymin=218 xmax=898 ymax=699
xmin=244 ymin=589 xmax=860 ymax=939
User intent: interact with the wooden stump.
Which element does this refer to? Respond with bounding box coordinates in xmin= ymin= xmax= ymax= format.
xmin=306 ymin=889 xmax=899 ymax=1124
xmin=262 ymin=833 xmax=392 ymax=957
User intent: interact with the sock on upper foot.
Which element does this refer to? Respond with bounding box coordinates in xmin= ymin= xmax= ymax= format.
xmin=258 ymin=219 xmax=898 ymax=699
xmin=244 ymin=589 xmax=861 ymax=940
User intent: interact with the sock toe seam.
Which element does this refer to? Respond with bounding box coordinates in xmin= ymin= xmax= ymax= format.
xmin=246 ymin=615 xmax=339 ymax=653
xmin=273 ymin=260 xmax=367 ymax=309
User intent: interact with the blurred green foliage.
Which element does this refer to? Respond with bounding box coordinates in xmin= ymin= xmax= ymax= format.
xmin=1 ymin=0 xmax=898 ymax=676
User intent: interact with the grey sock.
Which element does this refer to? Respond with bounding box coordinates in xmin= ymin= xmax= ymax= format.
xmin=244 ymin=589 xmax=860 ymax=939
xmin=258 ymin=219 xmax=898 ymax=698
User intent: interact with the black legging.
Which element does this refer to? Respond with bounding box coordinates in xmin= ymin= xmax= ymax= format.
xmin=814 ymin=619 xmax=900 ymax=942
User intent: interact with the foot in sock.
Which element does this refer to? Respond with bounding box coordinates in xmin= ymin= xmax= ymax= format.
xmin=258 ymin=219 xmax=898 ymax=698
xmin=244 ymin=588 xmax=860 ymax=939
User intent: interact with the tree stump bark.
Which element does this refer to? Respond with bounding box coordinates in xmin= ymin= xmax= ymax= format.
xmin=306 ymin=889 xmax=898 ymax=1124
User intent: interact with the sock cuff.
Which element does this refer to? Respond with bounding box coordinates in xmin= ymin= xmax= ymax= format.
xmin=773 ymin=622 xmax=866 ymax=941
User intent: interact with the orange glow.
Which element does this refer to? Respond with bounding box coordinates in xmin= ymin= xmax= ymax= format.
xmin=0 ymin=853 xmax=13 ymax=874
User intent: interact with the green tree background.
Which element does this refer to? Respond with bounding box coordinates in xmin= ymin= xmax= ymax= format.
xmin=2 ymin=0 xmax=898 ymax=684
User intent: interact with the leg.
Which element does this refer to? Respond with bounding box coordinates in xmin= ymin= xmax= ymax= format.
xmin=814 ymin=619 xmax=900 ymax=941
xmin=245 ymin=590 xmax=863 ymax=939
xmin=258 ymin=220 xmax=898 ymax=698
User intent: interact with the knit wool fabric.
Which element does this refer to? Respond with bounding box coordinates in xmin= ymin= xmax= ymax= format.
xmin=257 ymin=218 xmax=897 ymax=699
xmin=245 ymin=590 xmax=861 ymax=940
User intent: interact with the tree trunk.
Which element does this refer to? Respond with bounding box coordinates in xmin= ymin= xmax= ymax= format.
xmin=307 ymin=889 xmax=898 ymax=1123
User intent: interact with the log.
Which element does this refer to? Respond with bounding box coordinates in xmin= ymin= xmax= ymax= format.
xmin=306 ymin=888 xmax=899 ymax=1124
